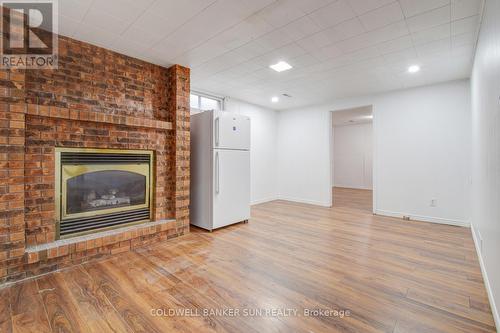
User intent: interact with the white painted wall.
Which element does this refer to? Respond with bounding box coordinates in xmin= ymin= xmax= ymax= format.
xmin=276 ymin=106 xmax=333 ymax=206
xmin=277 ymin=80 xmax=471 ymax=225
xmin=223 ymin=98 xmax=279 ymax=205
xmin=333 ymin=123 xmax=373 ymax=190
xmin=470 ymin=0 xmax=500 ymax=327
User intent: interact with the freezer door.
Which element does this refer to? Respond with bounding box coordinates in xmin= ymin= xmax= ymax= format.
xmin=213 ymin=112 xmax=250 ymax=150
xmin=213 ymin=149 xmax=250 ymax=229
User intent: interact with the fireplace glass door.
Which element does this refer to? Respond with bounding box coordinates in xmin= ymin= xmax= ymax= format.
xmin=56 ymin=148 xmax=153 ymax=239
xmin=62 ymin=164 xmax=150 ymax=219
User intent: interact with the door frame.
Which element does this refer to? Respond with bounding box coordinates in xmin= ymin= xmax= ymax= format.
xmin=329 ymin=105 xmax=377 ymax=214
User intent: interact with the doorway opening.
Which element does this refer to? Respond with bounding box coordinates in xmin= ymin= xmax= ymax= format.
xmin=331 ymin=106 xmax=373 ymax=213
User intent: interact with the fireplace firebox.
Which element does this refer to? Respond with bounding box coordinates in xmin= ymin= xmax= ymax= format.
xmin=55 ymin=148 xmax=154 ymax=239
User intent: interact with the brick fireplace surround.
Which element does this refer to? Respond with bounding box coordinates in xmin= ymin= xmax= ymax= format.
xmin=0 ymin=36 xmax=191 ymax=284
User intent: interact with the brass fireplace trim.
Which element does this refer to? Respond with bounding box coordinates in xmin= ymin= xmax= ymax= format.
xmin=61 ymin=163 xmax=150 ymax=219
xmin=55 ymin=148 xmax=154 ymax=240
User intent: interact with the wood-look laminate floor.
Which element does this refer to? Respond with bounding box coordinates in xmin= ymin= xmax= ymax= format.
xmin=0 ymin=190 xmax=496 ymax=333
xmin=333 ymin=187 xmax=373 ymax=212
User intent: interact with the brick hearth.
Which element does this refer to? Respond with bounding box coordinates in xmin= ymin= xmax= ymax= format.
xmin=0 ymin=35 xmax=190 ymax=284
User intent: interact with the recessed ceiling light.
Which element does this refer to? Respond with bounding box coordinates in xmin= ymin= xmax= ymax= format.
xmin=270 ymin=61 xmax=292 ymax=72
xmin=271 ymin=96 xmax=279 ymax=103
xmin=408 ymin=65 xmax=420 ymax=73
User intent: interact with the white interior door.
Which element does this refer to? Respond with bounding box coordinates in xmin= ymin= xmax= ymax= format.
xmin=214 ymin=112 xmax=250 ymax=150
xmin=213 ymin=149 xmax=250 ymax=229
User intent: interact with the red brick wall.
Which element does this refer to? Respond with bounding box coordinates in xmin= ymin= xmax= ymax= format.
xmin=24 ymin=116 xmax=174 ymax=246
xmin=0 ymin=69 xmax=26 ymax=282
xmin=0 ymin=35 xmax=190 ymax=284
xmin=166 ymin=65 xmax=191 ymax=230
xmin=25 ymin=36 xmax=171 ymax=121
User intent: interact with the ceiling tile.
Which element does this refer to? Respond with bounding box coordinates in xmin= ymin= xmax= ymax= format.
xmin=383 ymin=47 xmax=418 ymax=65
xmin=194 ymin=54 xmax=241 ymax=76
xmin=309 ymin=0 xmax=357 ymax=29
xmin=406 ymin=5 xmax=451 ymax=33
xmin=58 ymin=15 xmax=80 ymax=38
xmin=346 ymin=0 xmax=395 ymax=15
xmin=73 ymin=23 xmax=121 ymax=49
xmin=256 ymin=0 xmax=306 ymax=28
xmin=411 ymin=23 xmax=450 ymax=45
xmin=399 ymin=0 xmax=450 ymax=18
xmin=318 ymin=43 xmax=344 ymax=60
xmin=91 ymin=0 xmax=148 ymax=22
xmin=359 ymin=2 xmax=404 ymax=31
xmin=173 ymin=43 xmax=228 ymax=68
xmin=274 ymin=43 xmax=308 ymax=59
xmin=377 ymin=35 xmax=414 ymax=54
xmin=207 ymin=15 xmax=274 ymax=51
xmin=322 ymin=18 xmax=366 ymax=44
xmin=82 ymin=7 xmax=130 ymax=35
xmin=415 ymin=38 xmax=451 ymax=57
xmin=226 ymin=61 xmax=265 ymax=75
xmin=139 ymin=49 xmax=173 ymax=67
xmin=121 ymin=26 xmax=163 ymax=48
xmin=335 ymin=33 xmax=373 ymax=53
xmin=132 ymin=12 xmax=178 ymax=36
xmin=280 ymin=16 xmax=322 ymax=41
xmin=133 ymin=0 xmax=218 ymax=44
xmin=238 ymin=0 xmax=277 ymax=13
xmin=289 ymin=53 xmax=320 ymax=67
xmin=451 ymin=32 xmax=476 ymax=48
xmin=154 ymin=0 xmax=263 ymax=60
xmin=341 ymin=45 xmax=384 ymax=63
xmin=287 ymin=0 xmax=336 ymax=13
xmin=451 ymin=15 xmax=479 ymax=35
xmin=368 ymin=20 xmax=409 ymax=44
xmin=451 ymin=0 xmax=483 ymax=20
xmin=451 ymin=43 xmax=475 ymax=57
xmin=111 ymin=37 xmax=152 ymax=58
xmin=296 ymin=31 xmax=332 ymax=52
xmin=255 ymin=29 xmax=296 ymax=51
xmin=253 ymin=43 xmax=307 ymax=66
xmin=147 ymin=0 xmax=215 ymax=17
xmin=230 ymin=40 xmax=273 ymax=62
xmin=59 ymin=0 xmax=92 ymax=22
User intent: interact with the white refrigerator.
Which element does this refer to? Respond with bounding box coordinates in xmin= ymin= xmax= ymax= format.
xmin=190 ymin=110 xmax=251 ymax=231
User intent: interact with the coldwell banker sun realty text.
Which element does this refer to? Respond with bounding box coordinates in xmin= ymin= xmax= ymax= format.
xmin=1 ymin=0 xmax=58 ymax=69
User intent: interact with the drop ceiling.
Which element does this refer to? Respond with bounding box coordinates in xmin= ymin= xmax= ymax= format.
xmin=58 ymin=0 xmax=483 ymax=110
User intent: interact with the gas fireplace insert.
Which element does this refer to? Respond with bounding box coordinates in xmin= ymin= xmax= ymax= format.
xmin=55 ymin=148 xmax=154 ymax=239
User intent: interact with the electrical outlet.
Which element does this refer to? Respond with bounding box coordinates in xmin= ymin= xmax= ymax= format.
xmin=430 ymin=199 xmax=437 ymax=207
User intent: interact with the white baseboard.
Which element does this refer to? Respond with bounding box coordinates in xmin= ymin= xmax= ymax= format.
xmin=277 ymin=195 xmax=332 ymax=208
xmin=374 ymin=209 xmax=470 ymax=227
xmin=251 ymin=196 xmax=280 ymax=205
xmin=471 ymin=224 xmax=500 ymax=331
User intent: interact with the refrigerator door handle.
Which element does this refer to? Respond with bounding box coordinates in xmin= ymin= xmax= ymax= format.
xmin=215 ymin=117 xmax=220 ymax=147
xmin=215 ymin=151 xmax=220 ymax=194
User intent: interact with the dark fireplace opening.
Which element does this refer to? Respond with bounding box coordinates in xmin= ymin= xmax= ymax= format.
xmin=56 ymin=148 xmax=154 ymax=239
xmin=66 ymin=170 xmax=146 ymax=215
